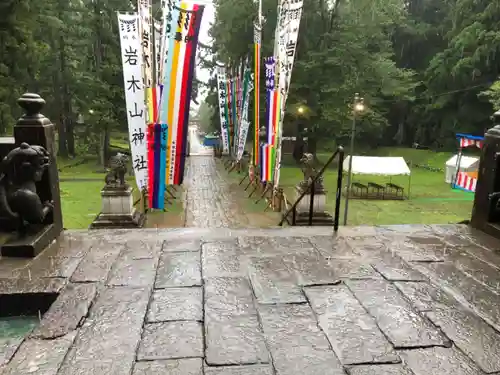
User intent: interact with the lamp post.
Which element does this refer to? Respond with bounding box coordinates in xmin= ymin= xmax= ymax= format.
xmin=343 ymin=93 xmax=365 ymax=226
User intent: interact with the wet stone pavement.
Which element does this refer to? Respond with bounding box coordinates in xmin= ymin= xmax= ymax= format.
xmin=0 ymin=224 xmax=500 ymax=374
xmin=183 ymin=155 xmax=276 ymax=228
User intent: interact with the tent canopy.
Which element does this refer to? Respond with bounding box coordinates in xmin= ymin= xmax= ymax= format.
xmin=343 ymin=156 xmax=411 ymax=176
xmin=456 ymin=133 xmax=484 ymax=141
xmin=445 ymin=155 xmax=479 ymax=169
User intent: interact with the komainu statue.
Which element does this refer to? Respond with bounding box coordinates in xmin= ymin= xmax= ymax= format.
xmin=105 ymin=153 xmax=129 ymax=187
xmin=300 ymin=153 xmax=316 ymax=183
xmin=299 ymin=153 xmax=324 ymax=192
xmin=0 ymin=143 xmax=53 ymax=230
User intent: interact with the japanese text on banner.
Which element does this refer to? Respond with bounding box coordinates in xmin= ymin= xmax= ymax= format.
xmin=216 ymin=63 xmax=230 ymax=153
xmin=118 ymin=13 xmax=148 ymax=190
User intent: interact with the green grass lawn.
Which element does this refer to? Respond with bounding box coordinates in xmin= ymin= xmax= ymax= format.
xmin=59 ymin=158 xmax=183 ymax=229
xmin=57 ymin=145 xmax=475 ymax=228
xmin=60 ymin=180 xmax=103 ymax=228
xmin=279 ymin=148 xmax=474 ymax=226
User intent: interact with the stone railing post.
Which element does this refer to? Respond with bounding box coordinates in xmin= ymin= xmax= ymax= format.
xmin=0 ymin=93 xmax=63 ymax=257
xmin=471 ymin=109 xmax=500 ymax=237
xmin=14 ymin=93 xmax=63 ymax=231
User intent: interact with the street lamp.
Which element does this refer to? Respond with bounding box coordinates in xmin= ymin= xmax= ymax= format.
xmin=297 ymin=106 xmax=305 ymax=115
xmin=343 ymin=93 xmax=365 ymax=226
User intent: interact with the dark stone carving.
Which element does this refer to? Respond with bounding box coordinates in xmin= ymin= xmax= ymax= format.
xmin=0 ymin=93 xmax=63 ymax=257
xmin=471 ymin=110 xmax=500 ymax=238
xmin=298 ymin=153 xmax=324 ymax=193
xmin=105 ymin=153 xmax=129 ymax=188
xmin=0 ymin=143 xmax=53 ymax=231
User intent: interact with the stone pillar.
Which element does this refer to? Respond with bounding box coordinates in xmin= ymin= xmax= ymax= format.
xmin=1 ymin=93 xmax=63 ymax=257
xmin=90 ymin=185 xmax=145 ymax=229
xmin=14 ymin=93 xmax=63 ymax=230
xmin=293 ymin=179 xmax=333 ymax=226
xmin=471 ymin=110 xmax=500 ymax=237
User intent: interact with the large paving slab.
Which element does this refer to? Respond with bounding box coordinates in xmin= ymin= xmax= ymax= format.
xmin=57 ymin=287 xmax=150 ymax=375
xmin=147 ymin=287 xmax=203 ymax=322
xmin=305 ymin=285 xmax=399 ymax=365
xmin=202 ymin=240 xmax=245 ymax=278
xmin=2 ymin=332 xmax=76 ymax=375
xmin=70 ymin=242 xmax=123 ymax=282
xmin=395 ymin=281 xmax=500 ymax=373
xmin=204 ymin=364 xmax=274 ymax=375
xmin=1 ymin=221 xmax=500 ymax=375
xmin=133 ymin=358 xmax=203 ymax=375
xmin=258 ymin=304 xmax=345 ymax=375
xmin=137 ymin=321 xmax=204 ymax=360
xmin=345 ymin=280 xmax=449 ymax=348
xmin=155 ymin=251 xmax=202 ymax=288
xmin=0 ymin=338 xmax=23 ymax=367
xmin=204 ymin=277 xmax=269 ymax=365
xmin=413 ymin=262 xmax=500 ymax=330
xmin=106 ymin=254 xmax=158 ymax=287
xmin=30 ymin=283 xmax=97 ymax=339
xmin=348 ymin=364 xmax=414 ymax=375
xmin=399 ymin=346 xmax=483 ymax=375
xmin=248 ymin=255 xmax=306 ymax=304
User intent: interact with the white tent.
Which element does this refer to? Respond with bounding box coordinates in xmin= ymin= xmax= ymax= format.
xmin=445 ymin=155 xmax=479 ymax=184
xmin=343 ymin=156 xmax=411 ymax=176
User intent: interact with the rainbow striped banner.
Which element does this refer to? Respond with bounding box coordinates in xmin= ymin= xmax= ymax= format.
xmin=261 ymin=56 xmax=276 ymax=182
xmin=253 ymin=23 xmax=261 ymax=166
xmin=144 ymin=1 xmax=204 ymax=206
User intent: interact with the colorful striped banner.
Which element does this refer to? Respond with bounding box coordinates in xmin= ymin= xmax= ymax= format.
xmin=261 ymin=56 xmax=276 ymax=182
xmin=146 ymin=86 xmax=157 ymax=208
xmin=253 ymin=23 xmax=261 ymax=166
xmin=142 ymin=1 xmax=203 ymax=207
xmin=178 ymin=4 xmax=204 ymax=184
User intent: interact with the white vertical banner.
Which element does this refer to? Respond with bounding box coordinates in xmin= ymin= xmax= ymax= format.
xmin=216 ymin=63 xmax=230 ymax=154
xmin=273 ymin=0 xmax=303 ymax=187
xmin=236 ymin=67 xmax=254 ymax=161
xmin=159 ymin=0 xmax=174 ymax=82
xmin=278 ymin=0 xmax=303 ymax=96
xmin=138 ymin=0 xmax=153 ymax=89
xmin=154 ymin=20 xmax=162 ymax=83
xmin=118 ymin=13 xmax=148 ymax=190
xmin=237 ymin=119 xmax=250 ymax=160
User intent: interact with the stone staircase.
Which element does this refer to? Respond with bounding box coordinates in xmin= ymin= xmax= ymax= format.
xmin=1 ymin=224 xmax=500 ymax=374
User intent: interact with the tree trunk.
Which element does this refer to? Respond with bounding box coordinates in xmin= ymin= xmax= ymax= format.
xmin=293 ymin=121 xmax=305 ymax=163
xmin=94 ymin=0 xmax=106 ymax=166
xmin=57 ymin=0 xmax=71 ymax=157
xmin=307 ymin=136 xmax=318 ymax=156
xmin=99 ymin=129 xmax=106 ymax=167
xmin=53 ymin=62 xmax=67 ymax=157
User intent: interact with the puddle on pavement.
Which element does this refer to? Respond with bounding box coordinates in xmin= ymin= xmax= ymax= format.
xmin=0 ymin=292 xmax=59 ymax=338
xmin=0 ymin=316 xmax=38 ymax=338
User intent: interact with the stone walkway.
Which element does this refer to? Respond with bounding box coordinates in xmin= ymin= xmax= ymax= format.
xmin=1 ymin=224 xmax=500 ymax=374
xmin=183 ymin=155 xmax=277 ymax=228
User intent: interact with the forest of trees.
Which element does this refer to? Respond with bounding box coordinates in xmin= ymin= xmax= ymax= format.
xmin=1 ymin=0 xmax=499 ymax=161
xmin=201 ymin=0 xmax=500 ymax=150
xmin=0 ymin=0 xmax=202 ymax=165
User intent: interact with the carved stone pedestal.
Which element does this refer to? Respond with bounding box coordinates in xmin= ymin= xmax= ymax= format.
xmin=293 ymin=186 xmax=334 ymax=226
xmin=1 ymin=224 xmax=57 ymax=258
xmin=90 ymin=186 xmax=145 ymax=229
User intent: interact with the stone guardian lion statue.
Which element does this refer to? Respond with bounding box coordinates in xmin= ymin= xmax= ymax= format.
xmin=0 ymin=142 xmax=53 ymax=231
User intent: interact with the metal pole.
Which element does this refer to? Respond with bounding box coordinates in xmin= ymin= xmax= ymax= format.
xmin=343 ymin=115 xmax=356 ymax=225
xmin=334 ymin=148 xmax=345 ymax=231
